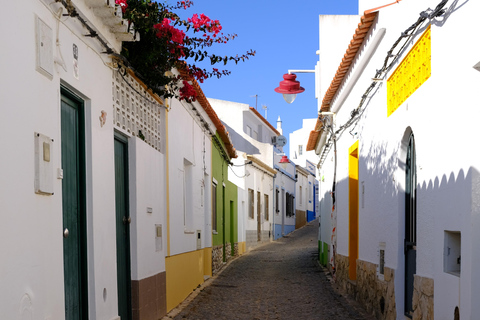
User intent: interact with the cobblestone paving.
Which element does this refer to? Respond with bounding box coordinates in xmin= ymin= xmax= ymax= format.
xmin=167 ymin=220 xmax=375 ymax=320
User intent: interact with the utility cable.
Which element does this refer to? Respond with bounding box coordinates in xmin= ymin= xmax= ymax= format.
xmin=318 ymin=0 xmax=450 ymax=168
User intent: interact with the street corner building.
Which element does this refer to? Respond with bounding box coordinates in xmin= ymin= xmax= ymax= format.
xmin=0 ymin=0 xmax=170 ymax=319
xmin=310 ymin=0 xmax=480 ymax=319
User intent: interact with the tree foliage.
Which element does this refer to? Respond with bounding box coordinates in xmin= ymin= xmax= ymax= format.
xmin=118 ymin=0 xmax=255 ymax=102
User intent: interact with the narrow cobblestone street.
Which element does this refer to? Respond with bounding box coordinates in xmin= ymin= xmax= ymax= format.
xmin=165 ymin=220 xmax=374 ymax=320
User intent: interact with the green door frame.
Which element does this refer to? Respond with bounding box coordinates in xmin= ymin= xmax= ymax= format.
xmin=114 ymin=134 xmax=132 ymax=320
xmin=61 ymin=87 xmax=88 ymax=320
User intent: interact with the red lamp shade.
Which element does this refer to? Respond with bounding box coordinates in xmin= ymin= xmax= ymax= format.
xmin=274 ymin=73 xmax=305 ymax=104
xmin=279 ymin=155 xmax=290 ymax=169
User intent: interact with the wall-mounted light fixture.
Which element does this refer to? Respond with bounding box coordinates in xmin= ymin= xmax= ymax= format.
xmin=279 ymin=155 xmax=290 ymax=170
xmin=274 ymin=73 xmax=305 ymax=104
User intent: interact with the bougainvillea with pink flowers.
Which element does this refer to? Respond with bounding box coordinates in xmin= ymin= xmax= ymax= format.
xmin=115 ymin=0 xmax=128 ymax=13
xmin=117 ymin=0 xmax=255 ymax=102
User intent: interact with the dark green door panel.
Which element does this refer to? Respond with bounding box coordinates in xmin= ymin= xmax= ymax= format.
xmin=404 ymin=135 xmax=417 ymax=318
xmin=61 ymin=91 xmax=87 ymax=320
xmin=114 ymin=137 xmax=132 ymax=320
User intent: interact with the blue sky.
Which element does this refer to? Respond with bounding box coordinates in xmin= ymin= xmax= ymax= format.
xmin=181 ymin=0 xmax=358 ymax=157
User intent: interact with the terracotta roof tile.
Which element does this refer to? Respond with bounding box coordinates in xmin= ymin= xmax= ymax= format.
xmin=249 ymin=107 xmax=280 ymax=136
xmin=178 ymin=67 xmax=237 ymax=159
xmin=307 ymin=11 xmax=378 ymax=151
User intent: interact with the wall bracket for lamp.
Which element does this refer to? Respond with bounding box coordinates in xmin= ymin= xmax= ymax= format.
xmin=318 ymin=111 xmax=336 ymax=126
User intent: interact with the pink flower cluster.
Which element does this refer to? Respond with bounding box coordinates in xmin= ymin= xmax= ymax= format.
xmin=154 ymin=19 xmax=186 ymax=57
xmin=179 ymin=80 xmax=197 ymax=102
xmin=188 ymin=14 xmax=222 ymax=37
xmin=190 ymin=66 xmax=207 ymax=83
xmin=115 ymin=0 xmax=128 ymax=14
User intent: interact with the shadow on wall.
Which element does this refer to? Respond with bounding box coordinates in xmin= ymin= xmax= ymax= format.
xmin=222 ymin=122 xmax=260 ymax=155
xmin=362 ymin=141 xmax=399 ymax=199
xmin=322 ymin=135 xmax=480 ymax=318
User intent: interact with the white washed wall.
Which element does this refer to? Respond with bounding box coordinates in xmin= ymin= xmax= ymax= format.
xmin=167 ymin=98 xmax=213 ymax=255
xmin=244 ymin=164 xmax=274 ymax=233
xmin=296 ymin=170 xmax=308 ymax=212
xmin=289 ymin=118 xmax=319 ymax=166
xmin=0 ymin=0 xmax=128 ymax=319
xmin=273 ymin=151 xmax=296 ymax=230
xmin=209 ymin=98 xmax=278 ymax=243
xmin=319 ymin=1 xmax=480 ymax=318
xmin=208 ymin=98 xmax=277 ymax=166
xmin=129 ymin=138 xmax=167 ymax=280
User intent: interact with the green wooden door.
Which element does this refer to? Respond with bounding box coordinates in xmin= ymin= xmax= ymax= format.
xmin=61 ymin=91 xmax=87 ymax=320
xmin=405 ymin=135 xmax=417 ymax=317
xmin=114 ymin=137 xmax=132 ymax=320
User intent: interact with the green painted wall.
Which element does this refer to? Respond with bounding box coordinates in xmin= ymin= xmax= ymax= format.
xmin=212 ymin=133 xmax=237 ymax=257
xmin=319 ymin=241 xmax=329 ymax=266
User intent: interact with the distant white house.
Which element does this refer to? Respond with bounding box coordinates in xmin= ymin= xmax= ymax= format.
xmin=289 ymin=118 xmax=319 ymax=168
xmin=273 ymin=149 xmax=296 ymax=239
xmin=295 ymin=166 xmax=309 ymax=228
xmin=294 ymin=161 xmax=318 ymax=229
xmin=209 ymin=99 xmax=279 ymax=251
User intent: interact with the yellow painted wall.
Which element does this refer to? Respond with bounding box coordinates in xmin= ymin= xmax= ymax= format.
xmin=166 ymin=250 xmax=205 ymax=312
xmin=203 ymin=247 xmax=212 ymax=277
xmin=348 ymin=141 xmax=359 ymax=281
xmin=238 ymin=242 xmax=247 ymax=255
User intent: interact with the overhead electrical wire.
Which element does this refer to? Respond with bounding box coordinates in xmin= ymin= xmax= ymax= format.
xmin=319 ymin=0 xmax=450 ymax=169
xmin=319 ymin=0 xmax=450 ymax=211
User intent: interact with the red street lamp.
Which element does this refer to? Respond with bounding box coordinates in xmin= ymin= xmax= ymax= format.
xmin=279 ymin=155 xmax=290 ymax=169
xmin=274 ymin=73 xmax=305 ymax=104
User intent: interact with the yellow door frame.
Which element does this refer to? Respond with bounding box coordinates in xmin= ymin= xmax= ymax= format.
xmin=348 ymin=140 xmax=359 ymax=280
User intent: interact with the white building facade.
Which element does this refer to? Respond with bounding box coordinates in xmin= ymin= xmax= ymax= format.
xmin=289 ymin=118 xmax=319 ymax=167
xmin=0 ymin=1 xmax=171 ymax=319
xmin=165 ymin=74 xmax=214 ymax=312
xmin=273 ymin=150 xmax=297 ymax=239
xmin=309 ymin=1 xmax=480 ymax=319
xmin=208 ymin=99 xmax=278 ymax=251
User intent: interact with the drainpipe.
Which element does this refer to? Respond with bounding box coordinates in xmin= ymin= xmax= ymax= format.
xmin=222 ymin=161 xmax=226 ymax=262
xmin=293 ymin=163 xmax=297 ymax=229
xmin=222 ymin=183 xmax=226 ymax=262
xmin=272 ymin=149 xmax=275 ymax=241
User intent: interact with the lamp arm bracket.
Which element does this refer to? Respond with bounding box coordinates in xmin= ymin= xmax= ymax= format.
xmin=318 ymin=111 xmax=336 ymax=126
xmin=288 ymin=69 xmax=315 ymax=74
